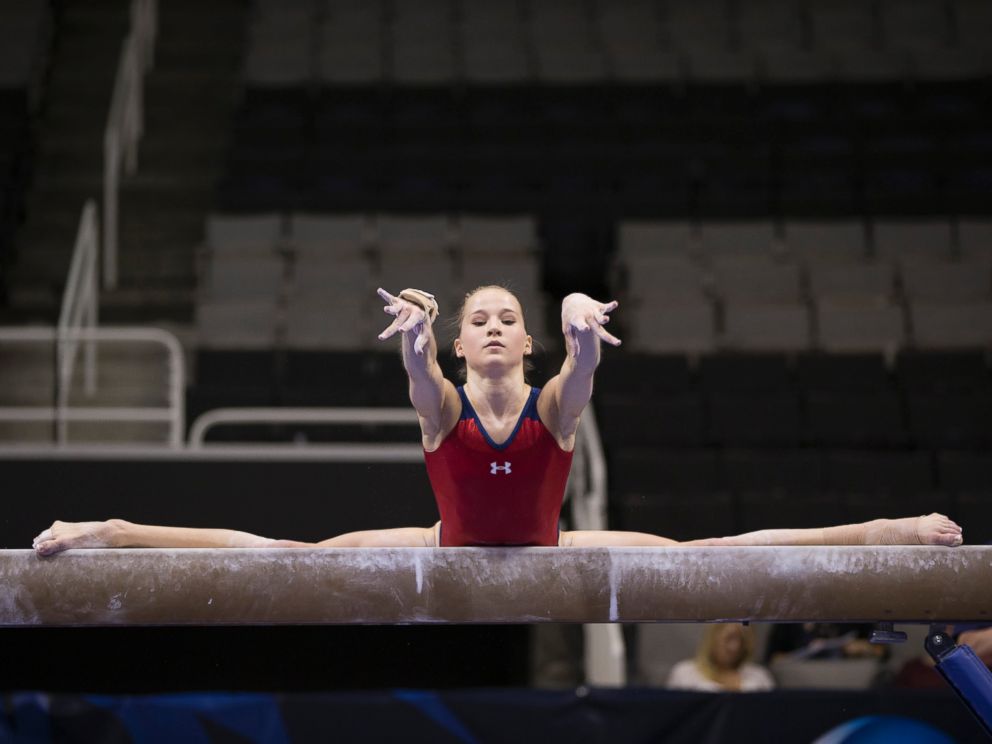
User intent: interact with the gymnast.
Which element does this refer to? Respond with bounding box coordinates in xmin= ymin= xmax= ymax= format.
xmin=33 ymin=285 xmax=963 ymax=555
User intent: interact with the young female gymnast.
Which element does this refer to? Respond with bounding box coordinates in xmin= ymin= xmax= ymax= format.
xmin=33 ymin=285 xmax=963 ymax=554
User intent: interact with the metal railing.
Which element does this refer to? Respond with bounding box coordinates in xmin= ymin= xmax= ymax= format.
xmin=57 ymin=200 xmax=100 ymax=416
xmin=0 ymin=326 xmax=186 ymax=448
xmin=188 ymin=407 xmax=422 ymax=461
xmin=103 ymin=0 xmax=157 ymax=289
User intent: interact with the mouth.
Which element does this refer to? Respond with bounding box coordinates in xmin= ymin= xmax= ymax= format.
xmin=485 ymin=341 xmax=504 ymax=349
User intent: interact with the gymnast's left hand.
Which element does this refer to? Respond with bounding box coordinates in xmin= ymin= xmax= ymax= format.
xmin=32 ymin=519 xmax=121 ymax=556
xmin=561 ymin=293 xmax=621 ymax=358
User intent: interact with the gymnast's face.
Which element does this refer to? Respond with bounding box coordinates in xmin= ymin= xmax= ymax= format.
xmin=454 ymin=288 xmax=532 ymax=373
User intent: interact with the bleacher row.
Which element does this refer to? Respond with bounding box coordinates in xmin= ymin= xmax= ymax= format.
xmin=190 ymin=346 xmax=991 ymax=448
xmin=197 ymin=213 xmax=992 ymax=353
xmin=245 ymin=0 xmax=992 ymax=85
xmin=220 ymin=82 xmax=992 ymax=217
xmin=198 ymin=213 xmax=544 ymax=349
xmin=616 ymin=218 xmax=992 ymax=353
xmin=595 ymin=350 xmax=991 ymax=451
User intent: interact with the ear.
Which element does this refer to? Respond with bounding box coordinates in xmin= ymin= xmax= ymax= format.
xmin=453 ymin=338 xmax=464 ymax=358
xmin=524 ymin=335 xmax=533 ymax=355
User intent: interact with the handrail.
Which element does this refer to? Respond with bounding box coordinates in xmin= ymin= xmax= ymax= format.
xmin=188 ymin=407 xmax=420 ymax=448
xmin=0 ymin=326 xmax=185 ymax=448
xmin=188 ymin=407 xmax=423 ymax=461
xmin=57 ymin=201 xmax=100 ymax=438
xmin=103 ymin=0 xmax=157 ymax=289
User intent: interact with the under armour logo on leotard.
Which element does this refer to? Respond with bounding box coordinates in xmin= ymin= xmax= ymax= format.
xmin=490 ymin=461 xmax=512 ymax=475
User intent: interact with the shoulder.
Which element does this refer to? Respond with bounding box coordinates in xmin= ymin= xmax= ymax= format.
xmin=666 ymin=660 xmax=702 ymax=685
xmin=741 ymin=663 xmax=776 ymax=690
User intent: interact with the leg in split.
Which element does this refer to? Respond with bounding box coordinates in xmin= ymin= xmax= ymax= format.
xmin=33 ymin=519 xmax=440 ymax=555
xmin=560 ymin=513 xmax=963 ymax=548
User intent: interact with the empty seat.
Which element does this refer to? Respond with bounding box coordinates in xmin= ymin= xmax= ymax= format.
xmin=622 ymin=256 xmax=707 ymax=303
xmin=390 ymin=38 xmax=456 ymax=84
xmin=378 ymin=257 xmax=456 ymax=300
xmin=957 ymin=218 xmax=992 ymax=263
xmin=907 ymin=391 xmax=992 ymax=448
xmin=289 ymin=213 xmax=369 ymax=258
xmin=594 ymin=352 xmax=693 ymax=395
xmin=816 ymin=300 xmax=906 ymax=354
xmin=285 ymin=298 xmax=371 ymax=350
xmin=872 ymin=219 xmax=954 ymax=263
xmin=458 ymin=254 xmax=541 ymax=296
xmin=627 ymin=300 xmax=717 ymax=353
xmin=722 ymin=303 xmax=811 ymax=351
xmin=699 ymin=221 xmax=778 ymax=258
xmin=610 ymin=448 xmax=724 ymax=496
xmin=797 ymin=352 xmax=891 ymax=392
xmin=910 ymin=301 xmax=992 ymax=349
xmin=698 ymin=352 xmax=794 ymax=392
xmin=879 ymin=0 xmax=953 ymax=51
xmin=784 ymin=220 xmax=868 ymax=264
xmin=738 ymin=0 xmax=806 ymax=53
xmin=376 ymin=215 xmax=452 ymax=255
xmin=203 ymin=254 xmax=285 ymax=301
xmin=457 ymin=215 xmax=536 ymax=255
xmin=900 ymin=261 xmax=992 ymax=303
xmin=805 ymin=391 xmax=908 ymax=447
xmin=461 ymin=38 xmax=530 ymax=82
xmin=195 ymin=350 xmax=277 ymax=391
xmin=618 ymin=221 xmax=697 ymax=260
xmin=722 ymin=449 xmax=824 ymax=496
xmin=207 ymin=214 xmax=283 ymax=255
xmin=596 ymin=393 xmax=706 ymax=447
xmin=807 ymin=263 xmax=895 ymax=301
xmin=706 ymin=391 xmax=803 ymax=446
xmin=711 ymin=258 xmax=802 ymax=302
xmin=897 ymin=350 xmax=991 ymax=393
xmin=291 ymin=254 xmax=374 ymax=298
xmin=197 ymin=300 xmax=279 ymax=349
xmin=938 ymin=451 xmax=992 ymax=495
xmin=825 ymin=450 xmax=934 ymax=495
xmin=809 ymin=0 xmax=879 ymax=51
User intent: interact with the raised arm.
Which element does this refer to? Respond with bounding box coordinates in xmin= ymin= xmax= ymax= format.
xmin=377 ymin=288 xmax=460 ymax=448
xmin=538 ymin=293 xmax=621 ymax=447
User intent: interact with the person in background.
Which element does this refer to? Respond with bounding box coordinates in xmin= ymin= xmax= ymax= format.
xmin=667 ymin=623 xmax=775 ymax=692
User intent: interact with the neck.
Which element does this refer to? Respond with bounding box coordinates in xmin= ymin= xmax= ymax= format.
xmin=464 ymin=368 xmax=528 ymax=418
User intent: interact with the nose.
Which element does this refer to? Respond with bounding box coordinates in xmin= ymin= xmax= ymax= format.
xmin=487 ymin=319 xmax=502 ymax=334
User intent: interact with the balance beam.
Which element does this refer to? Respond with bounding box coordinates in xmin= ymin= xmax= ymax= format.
xmin=1 ymin=546 xmax=989 ymax=627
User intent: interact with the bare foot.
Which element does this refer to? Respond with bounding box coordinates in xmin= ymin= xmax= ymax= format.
xmin=864 ymin=513 xmax=963 ymax=547
xmin=32 ymin=520 xmax=119 ymax=556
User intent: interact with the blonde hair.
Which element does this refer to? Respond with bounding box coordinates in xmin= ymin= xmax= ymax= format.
xmin=694 ymin=623 xmax=755 ymax=682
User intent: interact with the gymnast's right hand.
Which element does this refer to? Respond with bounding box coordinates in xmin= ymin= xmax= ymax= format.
xmin=33 ymin=519 xmax=121 ymax=556
xmin=377 ymin=287 xmax=432 ymax=355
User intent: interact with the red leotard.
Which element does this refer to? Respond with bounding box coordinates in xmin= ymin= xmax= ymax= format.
xmin=424 ymin=386 xmax=574 ymax=546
